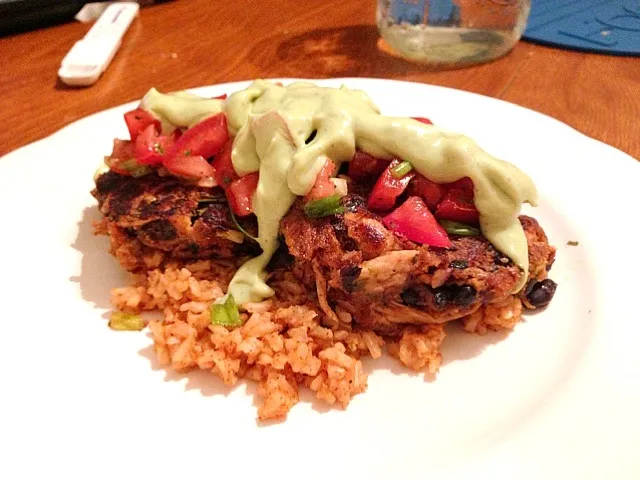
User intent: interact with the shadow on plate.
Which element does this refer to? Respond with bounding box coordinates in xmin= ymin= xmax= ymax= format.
xmin=138 ymin=339 xmax=333 ymax=425
xmin=440 ymin=321 xmax=509 ymax=366
xmin=138 ymin=342 xmax=235 ymax=398
xmin=70 ymin=205 xmax=128 ymax=318
xmin=135 ymin=319 xmax=511 ymax=424
xmin=361 ymin=320 xmax=509 ymax=382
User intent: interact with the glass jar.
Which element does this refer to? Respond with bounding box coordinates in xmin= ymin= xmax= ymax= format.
xmin=376 ymin=0 xmax=531 ymax=66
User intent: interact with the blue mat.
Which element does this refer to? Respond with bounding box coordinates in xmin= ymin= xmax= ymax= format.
xmin=523 ymin=0 xmax=640 ymax=55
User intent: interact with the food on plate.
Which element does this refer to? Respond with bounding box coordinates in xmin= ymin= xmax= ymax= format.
xmin=92 ymin=80 xmax=557 ymax=420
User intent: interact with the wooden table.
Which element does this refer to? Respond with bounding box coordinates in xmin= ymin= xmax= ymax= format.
xmin=1 ymin=0 xmax=638 ymax=159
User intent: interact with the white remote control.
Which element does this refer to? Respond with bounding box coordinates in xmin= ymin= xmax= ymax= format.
xmin=58 ymin=2 xmax=140 ymax=87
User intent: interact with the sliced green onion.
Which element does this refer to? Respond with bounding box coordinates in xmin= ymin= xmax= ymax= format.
xmin=120 ymin=159 xmax=153 ymax=178
xmin=109 ymin=312 xmax=145 ymax=331
xmin=439 ymin=220 xmax=480 ymax=236
xmin=230 ymin=209 xmax=258 ymax=240
xmin=210 ymin=303 xmax=230 ymax=326
xmin=390 ymin=161 xmax=413 ymax=178
xmin=210 ymin=294 xmax=243 ymax=327
xmin=304 ymin=194 xmax=345 ymax=218
xmin=225 ymin=294 xmax=242 ymax=326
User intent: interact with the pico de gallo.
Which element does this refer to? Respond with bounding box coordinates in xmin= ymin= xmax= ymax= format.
xmin=106 ymin=105 xmax=481 ymax=248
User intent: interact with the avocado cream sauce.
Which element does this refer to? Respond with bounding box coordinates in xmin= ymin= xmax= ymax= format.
xmin=141 ymin=81 xmax=537 ymax=304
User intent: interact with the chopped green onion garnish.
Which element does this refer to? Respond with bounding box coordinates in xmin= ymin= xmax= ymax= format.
xmin=211 ymin=303 xmax=230 ymax=326
xmin=390 ymin=161 xmax=413 ymax=178
xmin=230 ymin=209 xmax=257 ymax=240
xmin=120 ymin=159 xmax=152 ymax=178
xmin=439 ymin=220 xmax=480 ymax=236
xmin=304 ymin=194 xmax=345 ymax=218
xmin=109 ymin=312 xmax=145 ymax=331
xmin=210 ymin=294 xmax=243 ymax=327
xmin=225 ymin=294 xmax=242 ymax=326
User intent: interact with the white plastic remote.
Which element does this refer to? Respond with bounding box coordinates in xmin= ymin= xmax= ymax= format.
xmin=58 ymin=2 xmax=140 ymax=87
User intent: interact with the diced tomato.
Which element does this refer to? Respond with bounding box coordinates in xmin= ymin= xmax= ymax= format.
xmin=211 ymin=139 xmax=239 ymax=188
xmin=213 ymin=93 xmax=227 ymax=100
xmin=163 ymin=155 xmax=216 ymax=179
xmin=412 ymin=117 xmax=433 ymax=125
xmin=110 ymin=139 xmax=135 ymax=160
xmin=444 ymin=176 xmax=474 ymax=193
xmin=134 ymin=125 xmax=180 ymax=166
xmin=105 ymin=139 xmax=150 ymax=176
xmin=227 ymin=173 xmax=259 ymax=217
xmin=435 ymin=188 xmax=480 ymax=225
xmin=304 ymin=158 xmax=337 ymax=202
xmin=348 ymin=150 xmax=390 ymax=180
xmin=383 ymin=197 xmax=451 ymax=248
xmin=168 ymin=112 xmax=229 ymax=161
xmin=407 ymin=175 xmax=447 ymax=211
xmin=124 ymin=108 xmax=161 ymax=141
xmin=106 ymin=139 xmax=135 ymax=174
xmin=367 ymin=159 xmax=415 ymax=212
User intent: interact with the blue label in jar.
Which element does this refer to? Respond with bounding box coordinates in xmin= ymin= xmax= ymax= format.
xmin=389 ymin=0 xmax=426 ymax=24
xmin=389 ymin=0 xmax=461 ymax=26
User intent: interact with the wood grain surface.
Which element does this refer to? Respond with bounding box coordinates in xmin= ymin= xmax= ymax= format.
xmin=0 ymin=0 xmax=638 ymax=159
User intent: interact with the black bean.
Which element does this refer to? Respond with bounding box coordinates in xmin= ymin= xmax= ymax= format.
xmin=341 ymin=194 xmax=366 ymax=213
xmin=452 ymin=285 xmax=476 ymax=306
xmin=523 ymin=279 xmax=536 ymax=297
xmin=450 ymin=259 xmax=469 ymax=269
xmin=526 ymin=279 xmax=557 ymax=307
xmin=433 ymin=290 xmax=450 ymax=308
xmin=401 ymin=288 xmax=425 ymax=307
xmin=431 ymin=284 xmax=476 ymax=308
xmin=340 ymin=265 xmax=362 ymax=293
xmin=331 ymin=216 xmax=356 ymax=251
xmin=267 ymin=241 xmax=294 ymax=271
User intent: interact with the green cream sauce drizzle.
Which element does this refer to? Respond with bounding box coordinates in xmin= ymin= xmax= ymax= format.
xmin=141 ymin=80 xmax=538 ymax=304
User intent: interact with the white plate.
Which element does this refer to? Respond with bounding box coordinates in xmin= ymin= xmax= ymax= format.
xmin=1 ymin=79 xmax=639 ymax=480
